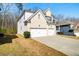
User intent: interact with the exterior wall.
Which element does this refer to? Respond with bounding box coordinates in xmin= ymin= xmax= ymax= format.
xmin=60 ymin=25 xmax=70 ymax=33
xmin=17 ymin=11 xmax=33 ymax=35
xmin=17 ymin=10 xmax=56 ymax=37
xmin=74 ymin=32 xmax=79 ymax=36
xmin=56 ymin=26 xmax=60 ymax=32
xmin=70 ymin=24 xmax=74 ymax=29
xmin=73 ymin=23 xmax=79 ymax=36
xmin=29 ymin=11 xmax=48 ymax=28
xmin=48 ymin=25 xmax=56 ymax=35
xmin=57 ymin=25 xmax=74 ymax=35
xmin=25 ymin=23 xmax=30 ymax=31
xmin=17 ymin=14 xmax=25 ymax=35
xmin=60 ymin=25 xmax=71 ymax=35
xmin=45 ymin=10 xmax=51 ymax=16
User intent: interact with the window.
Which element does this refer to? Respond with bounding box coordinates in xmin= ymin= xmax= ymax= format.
xmin=38 ymin=25 xmax=40 ymax=27
xmin=56 ymin=26 xmax=59 ymax=30
xmin=38 ymin=14 xmax=40 ymax=19
xmin=24 ymin=22 xmax=27 ymax=25
xmin=53 ymin=20 xmax=55 ymax=23
xmin=69 ymin=29 xmax=73 ymax=32
xmin=24 ymin=21 xmax=27 ymax=25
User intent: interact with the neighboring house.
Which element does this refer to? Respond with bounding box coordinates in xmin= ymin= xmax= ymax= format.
xmin=17 ymin=8 xmax=56 ymax=37
xmin=74 ymin=23 xmax=79 ymax=36
xmin=56 ymin=21 xmax=79 ymax=36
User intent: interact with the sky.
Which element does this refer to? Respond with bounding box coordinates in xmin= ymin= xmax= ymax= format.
xmin=22 ymin=3 xmax=79 ymax=18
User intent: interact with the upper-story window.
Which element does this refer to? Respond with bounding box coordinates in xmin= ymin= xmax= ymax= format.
xmin=24 ymin=21 xmax=27 ymax=25
xmin=38 ymin=14 xmax=40 ymax=19
xmin=24 ymin=22 xmax=27 ymax=25
xmin=53 ymin=19 xmax=55 ymax=23
xmin=38 ymin=25 xmax=40 ymax=27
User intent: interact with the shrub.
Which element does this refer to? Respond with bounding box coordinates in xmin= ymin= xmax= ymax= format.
xmin=0 ymin=28 xmax=4 ymax=38
xmin=0 ymin=33 xmax=4 ymax=37
xmin=23 ymin=31 xmax=30 ymax=38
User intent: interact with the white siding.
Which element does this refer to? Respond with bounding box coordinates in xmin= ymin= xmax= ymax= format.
xmin=17 ymin=12 xmax=33 ymax=35
xmin=48 ymin=25 xmax=56 ymax=35
xmin=17 ymin=10 xmax=56 ymax=37
xmin=74 ymin=32 xmax=79 ymax=36
xmin=30 ymin=11 xmax=48 ymax=28
xmin=17 ymin=15 xmax=25 ymax=34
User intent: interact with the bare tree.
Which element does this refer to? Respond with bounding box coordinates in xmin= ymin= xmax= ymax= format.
xmin=0 ymin=4 xmax=12 ymax=30
xmin=0 ymin=3 xmax=17 ymax=34
xmin=56 ymin=15 xmax=64 ymax=21
xmin=15 ymin=3 xmax=23 ymax=15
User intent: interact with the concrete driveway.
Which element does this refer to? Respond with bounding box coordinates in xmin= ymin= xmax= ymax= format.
xmin=32 ymin=35 xmax=79 ymax=56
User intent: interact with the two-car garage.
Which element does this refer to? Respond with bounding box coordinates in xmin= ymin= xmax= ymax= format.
xmin=48 ymin=28 xmax=56 ymax=36
xmin=30 ymin=28 xmax=56 ymax=37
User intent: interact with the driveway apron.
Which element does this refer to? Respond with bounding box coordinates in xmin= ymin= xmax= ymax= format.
xmin=32 ymin=35 xmax=79 ymax=56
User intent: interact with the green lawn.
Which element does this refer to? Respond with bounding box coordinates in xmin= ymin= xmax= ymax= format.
xmin=0 ymin=35 xmax=66 ymax=56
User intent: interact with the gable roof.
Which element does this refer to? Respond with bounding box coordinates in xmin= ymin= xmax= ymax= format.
xmin=24 ymin=9 xmax=54 ymax=25
xmin=18 ymin=8 xmax=55 ymax=25
xmin=25 ymin=9 xmax=49 ymax=22
xmin=56 ymin=21 xmax=79 ymax=30
xmin=56 ymin=21 xmax=72 ymax=26
xmin=17 ymin=10 xmax=25 ymax=21
xmin=17 ymin=9 xmax=36 ymax=21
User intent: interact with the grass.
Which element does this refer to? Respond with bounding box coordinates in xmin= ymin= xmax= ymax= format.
xmin=0 ymin=41 xmax=25 ymax=56
xmin=0 ymin=34 xmax=66 ymax=56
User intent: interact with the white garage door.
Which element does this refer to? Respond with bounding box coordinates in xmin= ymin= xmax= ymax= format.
xmin=48 ymin=28 xmax=56 ymax=36
xmin=30 ymin=28 xmax=47 ymax=37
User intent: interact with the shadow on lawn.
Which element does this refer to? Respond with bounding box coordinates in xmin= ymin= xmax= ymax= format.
xmin=0 ymin=35 xmax=18 ymax=45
